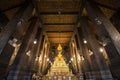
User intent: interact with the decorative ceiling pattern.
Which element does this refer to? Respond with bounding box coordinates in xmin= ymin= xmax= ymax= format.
xmin=0 ymin=0 xmax=119 ymax=47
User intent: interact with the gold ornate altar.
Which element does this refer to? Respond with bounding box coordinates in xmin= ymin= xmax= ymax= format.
xmin=46 ymin=53 xmax=73 ymax=80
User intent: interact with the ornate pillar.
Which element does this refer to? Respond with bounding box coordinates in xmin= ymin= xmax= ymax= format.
xmin=74 ymin=38 xmax=80 ymax=73
xmin=31 ymin=28 xmax=43 ymax=72
xmin=69 ymin=43 xmax=77 ymax=74
xmin=85 ymin=0 xmax=120 ymax=55
xmin=77 ymin=27 xmax=95 ymax=79
xmin=7 ymin=17 xmax=39 ymax=80
xmin=38 ymin=35 xmax=46 ymax=74
xmin=43 ymin=43 xmax=50 ymax=75
xmin=71 ymin=40 xmax=79 ymax=73
xmin=0 ymin=43 xmax=15 ymax=79
xmin=25 ymin=27 xmax=43 ymax=79
xmin=109 ymin=10 xmax=120 ymax=79
xmin=40 ymin=37 xmax=48 ymax=74
xmin=35 ymin=35 xmax=45 ymax=73
xmin=0 ymin=3 xmax=33 ymax=54
xmin=79 ymin=17 xmax=113 ymax=79
xmin=0 ymin=3 xmax=33 ymax=80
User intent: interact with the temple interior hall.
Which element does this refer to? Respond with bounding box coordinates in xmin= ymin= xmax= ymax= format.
xmin=0 ymin=0 xmax=120 ymax=80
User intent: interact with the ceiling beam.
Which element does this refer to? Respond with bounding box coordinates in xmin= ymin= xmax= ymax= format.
xmin=39 ymin=12 xmax=79 ymax=15
xmin=37 ymin=1 xmax=81 ymax=12
xmin=48 ymin=36 xmax=71 ymax=38
xmin=44 ymin=25 xmax=74 ymax=27
xmin=50 ymin=42 xmax=70 ymax=44
xmin=46 ymin=31 xmax=73 ymax=33
xmin=50 ymin=43 xmax=69 ymax=46
xmin=43 ymin=25 xmax=74 ymax=31
xmin=43 ymin=23 xmax=75 ymax=25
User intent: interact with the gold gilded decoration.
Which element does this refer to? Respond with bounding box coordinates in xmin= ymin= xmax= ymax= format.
xmin=57 ymin=44 xmax=62 ymax=51
xmin=46 ymin=53 xmax=73 ymax=79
